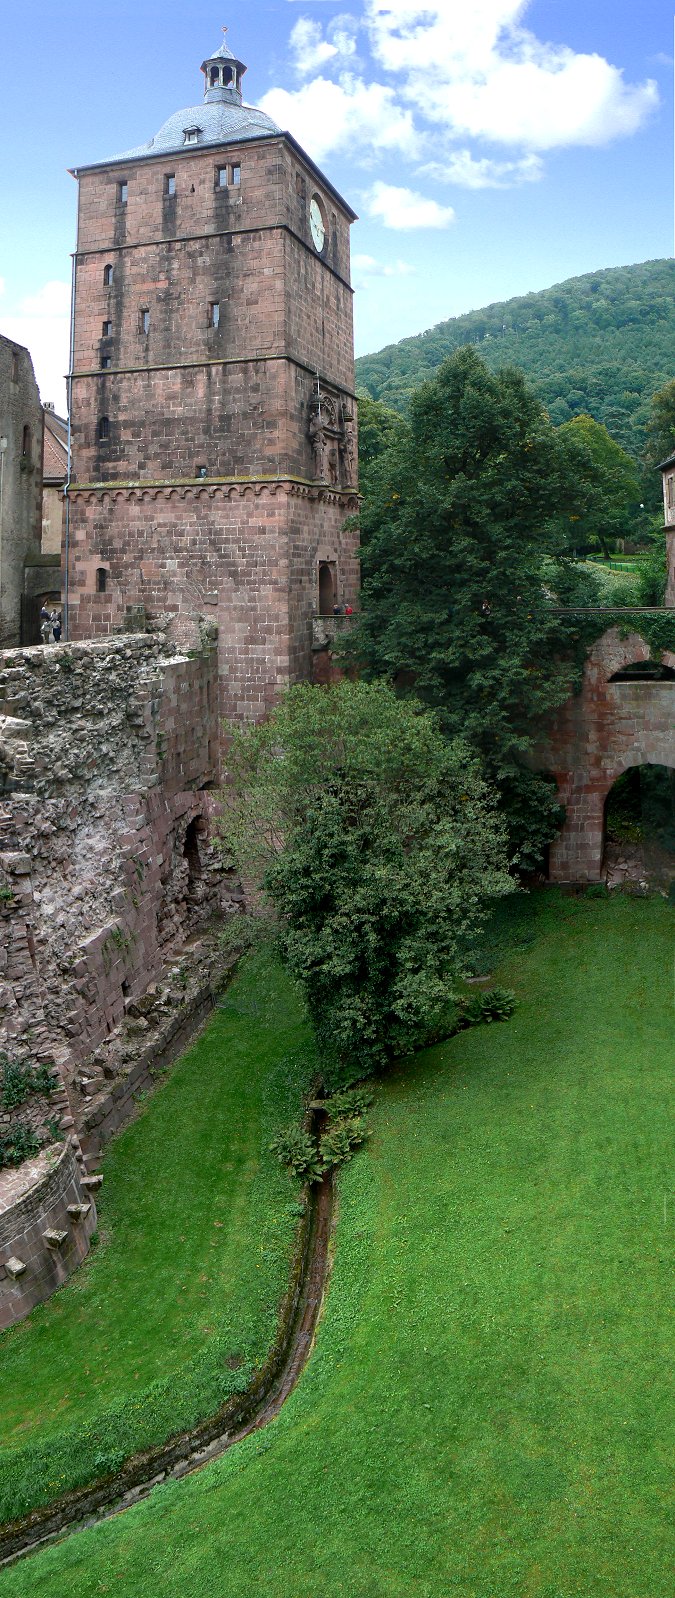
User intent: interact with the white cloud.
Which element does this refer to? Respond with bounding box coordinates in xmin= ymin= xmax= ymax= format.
xmin=365 ymin=181 xmax=455 ymax=229
xmin=290 ymin=15 xmax=358 ymax=75
xmin=260 ymin=74 xmax=418 ymax=162
xmin=422 ymin=148 xmax=543 ymax=188
xmin=352 ymin=252 xmax=416 ymax=284
xmin=0 ymin=281 xmax=71 ymax=414
xmin=291 ymin=18 xmax=339 ymax=73
xmin=364 ymin=0 xmax=658 ymax=150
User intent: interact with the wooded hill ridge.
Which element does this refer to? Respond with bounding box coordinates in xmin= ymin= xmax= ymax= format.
xmin=355 ymin=259 xmax=675 ymax=461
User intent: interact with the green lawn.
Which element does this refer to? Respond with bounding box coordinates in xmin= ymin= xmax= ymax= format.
xmin=0 ymin=952 xmax=316 ymax=1522
xmin=1 ymin=892 xmax=672 ymax=1597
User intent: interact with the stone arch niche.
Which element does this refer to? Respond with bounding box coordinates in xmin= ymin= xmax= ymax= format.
xmin=533 ymin=629 xmax=675 ymax=883
xmin=603 ymin=762 xmax=675 ymax=888
xmin=318 ymin=561 xmax=336 ymax=616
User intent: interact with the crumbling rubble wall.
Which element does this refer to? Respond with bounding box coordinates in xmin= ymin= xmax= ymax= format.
xmin=0 ymin=633 xmax=221 ymax=1102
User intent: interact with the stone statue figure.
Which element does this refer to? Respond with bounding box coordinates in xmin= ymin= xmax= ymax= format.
xmin=341 ymin=409 xmax=356 ymax=485
xmin=309 ymin=408 xmax=328 ymax=481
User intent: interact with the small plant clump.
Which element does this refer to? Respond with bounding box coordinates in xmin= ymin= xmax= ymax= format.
xmin=0 ymin=1055 xmax=58 ymax=1112
xmin=455 ymin=986 xmax=517 ymax=1028
xmin=271 ymin=1086 xmax=375 ymax=1184
xmin=0 ymin=1125 xmax=41 ymax=1168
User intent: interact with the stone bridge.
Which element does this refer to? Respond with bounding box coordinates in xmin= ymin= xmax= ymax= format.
xmin=536 ymin=628 xmax=675 ymax=882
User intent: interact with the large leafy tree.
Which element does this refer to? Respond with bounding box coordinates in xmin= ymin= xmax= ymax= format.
xmin=643 ymin=377 xmax=675 ymax=512
xmin=223 ymin=681 xmax=511 ymax=1085
xmin=557 ymin=414 xmax=642 ymax=555
xmin=346 ymin=348 xmax=601 ymax=866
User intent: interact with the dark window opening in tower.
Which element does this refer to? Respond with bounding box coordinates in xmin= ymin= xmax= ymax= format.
xmin=96 ymin=567 xmax=108 ymax=594
xmin=183 ymin=819 xmax=203 ymax=892
xmin=223 ymin=67 xmax=233 ymax=86
xmin=103 ymin=265 xmax=113 ymax=286
xmin=118 ymin=181 xmax=128 ymax=204
xmin=21 ymin=425 xmax=31 ymax=459
xmin=208 ymin=302 xmax=220 ymax=329
xmin=102 ymin=320 xmax=112 ymax=336
xmin=318 ymin=562 xmax=335 ymax=616
xmin=231 ymin=164 xmax=241 ymax=186
xmin=165 ymin=173 xmax=176 ymax=196
xmin=216 ymin=166 xmax=228 ymax=188
xmin=98 ymin=416 xmax=110 ymax=442
xmin=139 ymin=309 xmax=150 ymax=335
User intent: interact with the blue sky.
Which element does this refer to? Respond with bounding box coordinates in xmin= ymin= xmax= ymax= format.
xmin=0 ymin=1 xmax=672 ymax=411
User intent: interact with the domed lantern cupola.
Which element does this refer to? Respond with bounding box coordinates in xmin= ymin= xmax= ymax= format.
xmin=201 ymin=28 xmax=247 ymax=105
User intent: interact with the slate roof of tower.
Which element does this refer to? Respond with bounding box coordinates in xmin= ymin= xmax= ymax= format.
xmin=103 ymin=99 xmax=280 ymax=166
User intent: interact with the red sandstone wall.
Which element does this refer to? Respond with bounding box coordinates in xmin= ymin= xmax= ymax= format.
xmin=70 ymin=132 xmax=359 ymax=721
xmin=534 ymin=629 xmax=675 ymax=881
xmin=68 ymin=484 xmax=359 ymax=721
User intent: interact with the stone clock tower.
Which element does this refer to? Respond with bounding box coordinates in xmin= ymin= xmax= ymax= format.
xmin=66 ymin=32 xmax=359 ymax=724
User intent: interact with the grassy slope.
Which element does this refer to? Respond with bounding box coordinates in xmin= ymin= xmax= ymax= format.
xmin=0 ymin=953 xmax=316 ymax=1521
xmin=1 ymin=893 xmax=672 ymax=1598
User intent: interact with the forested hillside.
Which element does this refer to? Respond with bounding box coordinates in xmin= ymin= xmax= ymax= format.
xmin=355 ymin=259 xmax=675 ymax=460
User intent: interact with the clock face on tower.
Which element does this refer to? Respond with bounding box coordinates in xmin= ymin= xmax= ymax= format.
xmin=309 ymin=195 xmax=327 ymax=253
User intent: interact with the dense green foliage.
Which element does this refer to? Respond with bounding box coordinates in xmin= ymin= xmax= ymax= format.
xmin=8 ymin=892 xmax=672 ymax=1598
xmin=643 ymin=377 xmax=675 ymax=509
xmin=224 ymin=680 xmax=511 ymax=1084
xmin=356 ymin=257 xmax=675 ymax=463
xmin=0 ymin=954 xmax=315 ymax=1524
xmin=348 ymin=348 xmax=604 ymax=866
xmin=556 ymin=414 xmax=642 ymax=555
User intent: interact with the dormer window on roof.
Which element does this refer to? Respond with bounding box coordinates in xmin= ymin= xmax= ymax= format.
xmin=184 ymin=127 xmax=201 ymax=145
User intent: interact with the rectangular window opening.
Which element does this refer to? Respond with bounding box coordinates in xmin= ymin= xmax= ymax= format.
xmin=118 ymin=181 xmax=128 ymax=204
xmin=139 ymin=309 xmax=150 ymax=336
xmin=208 ymin=302 xmax=221 ymax=329
xmin=164 ymin=173 xmax=176 ymax=197
xmin=103 ymin=265 xmax=113 ymax=286
xmin=231 ymin=164 xmax=241 ymax=187
xmin=216 ymin=166 xmax=228 ymax=188
xmin=100 ymin=355 xmax=111 ymax=369
xmin=102 ymin=320 xmax=112 ymax=337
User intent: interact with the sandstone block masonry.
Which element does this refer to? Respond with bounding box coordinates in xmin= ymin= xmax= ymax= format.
xmin=0 ymin=337 xmax=43 ymax=648
xmin=0 ymin=1140 xmax=97 ymax=1330
xmin=67 ymin=121 xmax=360 ymax=727
xmin=534 ymin=629 xmax=675 ymax=882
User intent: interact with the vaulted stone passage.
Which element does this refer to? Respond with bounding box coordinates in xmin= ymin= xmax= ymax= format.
xmin=534 ymin=628 xmax=675 ymax=883
xmin=603 ymin=764 xmax=675 ymax=888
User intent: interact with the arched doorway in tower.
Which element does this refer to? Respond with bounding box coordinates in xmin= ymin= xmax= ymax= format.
xmin=318 ymin=561 xmax=336 ymax=616
xmin=603 ymin=765 xmax=675 ymax=890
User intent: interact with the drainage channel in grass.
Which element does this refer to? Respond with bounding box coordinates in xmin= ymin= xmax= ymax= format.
xmin=1 ymin=892 xmax=671 ymax=1598
xmin=0 ymin=950 xmax=317 ymax=1526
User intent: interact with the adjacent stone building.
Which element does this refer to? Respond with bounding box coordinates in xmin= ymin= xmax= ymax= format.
xmin=0 ymin=337 xmax=43 ymax=648
xmin=41 ymin=404 xmax=68 ymax=555
xmin=66 ymin=32 xmax=360 ymax=732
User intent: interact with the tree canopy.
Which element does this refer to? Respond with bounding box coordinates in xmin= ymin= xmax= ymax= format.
xmin=223 ymin=680 xmax=511 ymax=1084
xmin=556 ymin=414 xmax=642 ymax=555
xmin=348 ymin=348 xmax=601 ymax=865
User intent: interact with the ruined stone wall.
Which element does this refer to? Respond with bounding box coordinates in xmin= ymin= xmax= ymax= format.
xmin=0 ymin=634 xmax=220 ymax=1099
xmin=0 ymin=338 xmax=43 ymax=648
xmin=0 ymin=1140 xmax=97 ymax=1330
xmin=535 ymin=629 xmax=675 ymax=881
